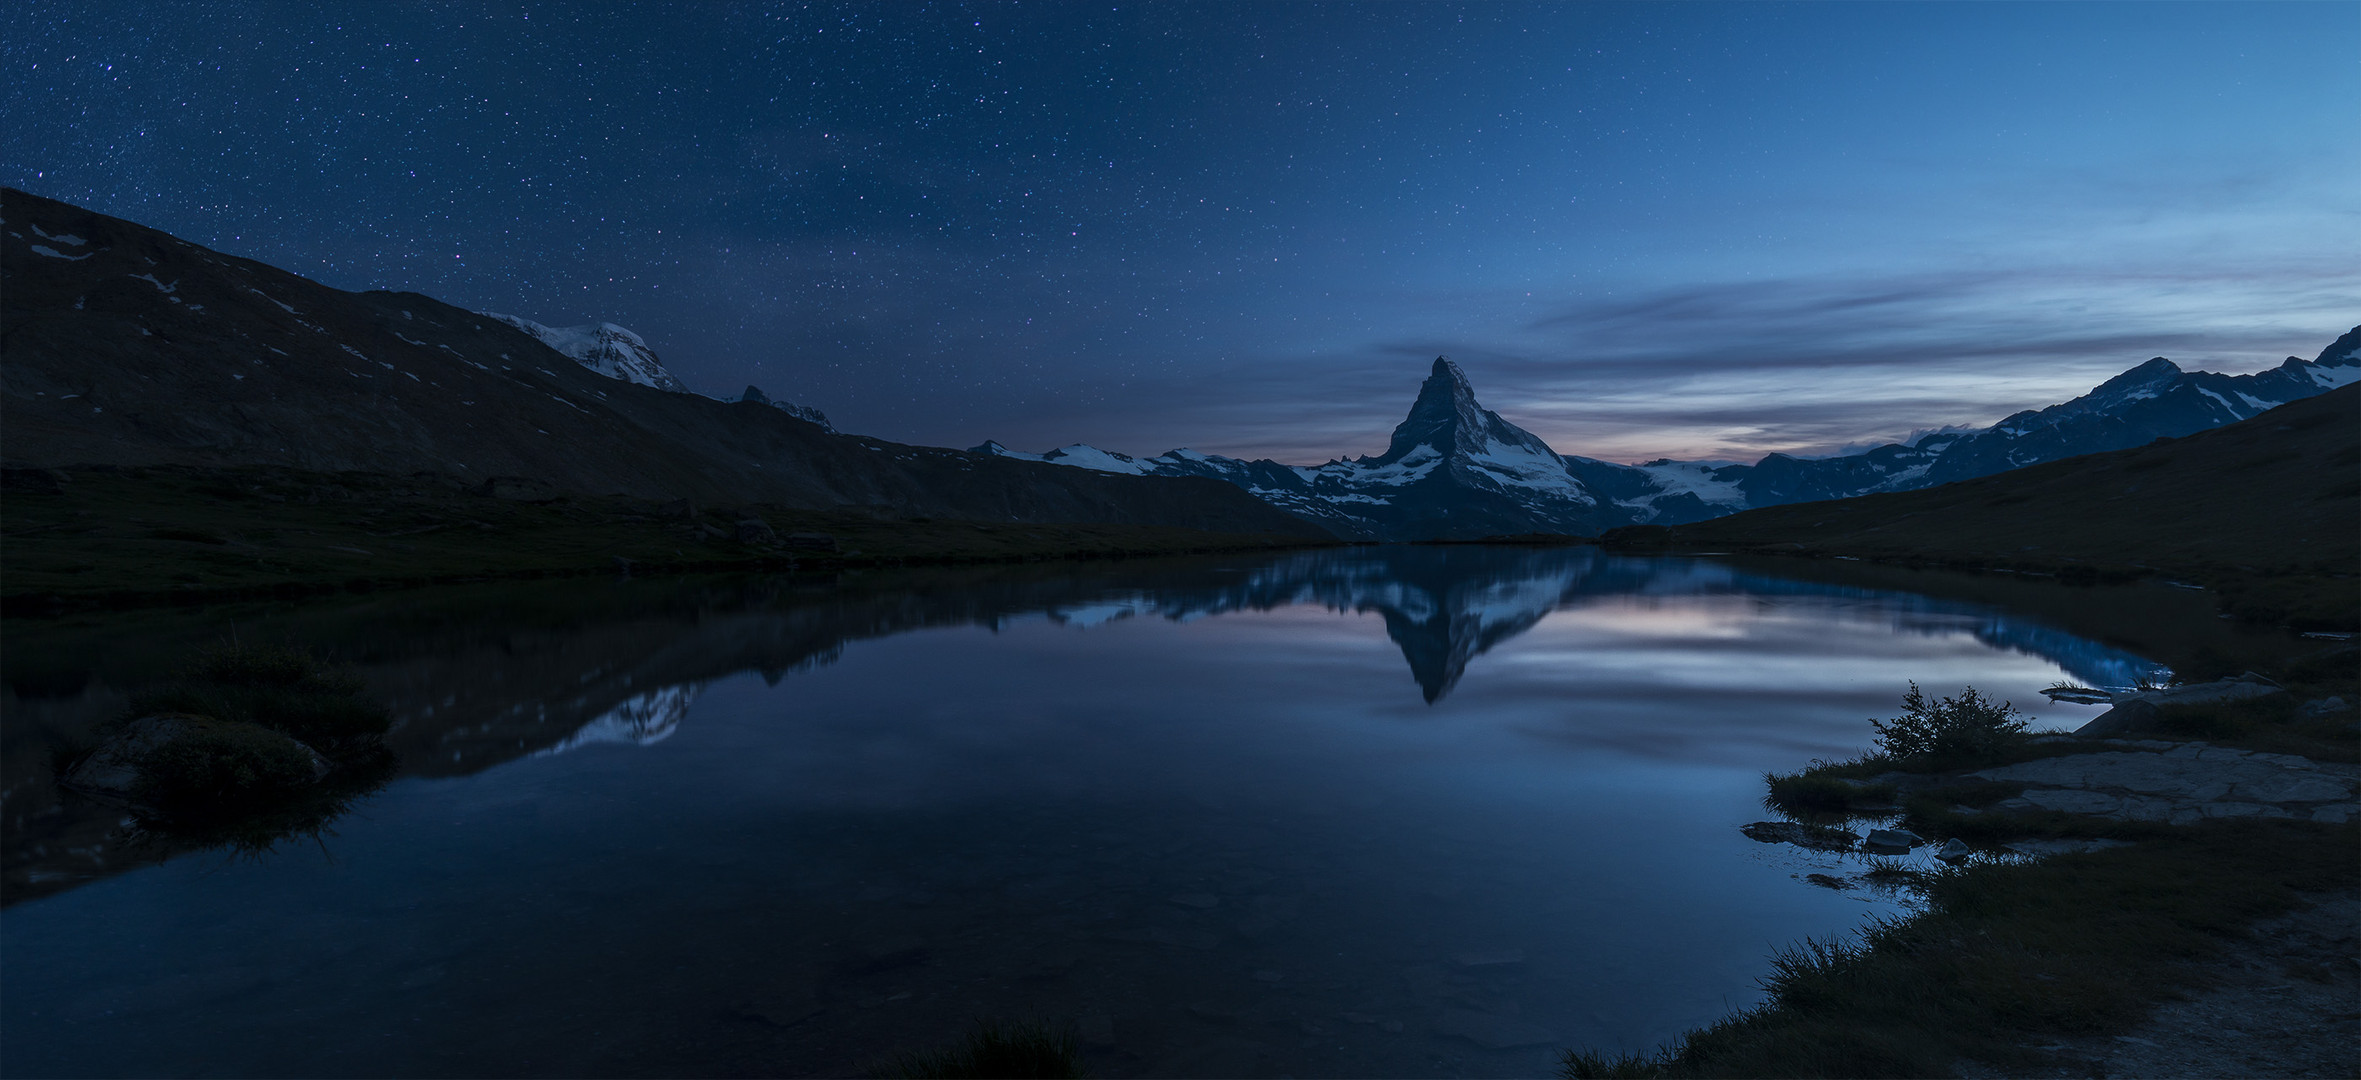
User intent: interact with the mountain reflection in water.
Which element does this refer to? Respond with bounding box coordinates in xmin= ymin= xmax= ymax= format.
xmin=4 ymin=546 xmax=2164 ymax=910
xmin=4 ymin=547 xmax=2215 ymax=1079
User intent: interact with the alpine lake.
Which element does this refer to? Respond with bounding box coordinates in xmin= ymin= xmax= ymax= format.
xmin=1 ymin=545 xmax=2294 ymax=1078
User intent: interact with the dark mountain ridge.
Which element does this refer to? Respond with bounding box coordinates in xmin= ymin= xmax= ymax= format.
xmin=0 ymin=188 xmax=1327 ymax=539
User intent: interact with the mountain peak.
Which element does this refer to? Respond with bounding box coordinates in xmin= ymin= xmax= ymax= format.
xmin=1380 ymin=357 xmax=1485 ymax=462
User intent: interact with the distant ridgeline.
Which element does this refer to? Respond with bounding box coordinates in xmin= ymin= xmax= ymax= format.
xmin=0 ymin=187 xmax=1327 ymax=540
xmin=978 ymin=332 xmax=2361 ymax=541
xmin=11 ymin=183 xmax=2349 ymax=544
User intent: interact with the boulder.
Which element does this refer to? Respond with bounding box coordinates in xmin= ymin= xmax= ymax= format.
xmin=2115 ymin=678 xmax=2284 ymax=708
xmin=1935 ymin=838 xmax=1974 ymax=864
xmin=61 ymin=714 xmax=330 ymax=808
xmin=2295 ymin=696 xmax=2352 ymax=720
xmin=658 ymin=497 xmax=697 ymax=520
xmin=2075 ymin=699 xmax=2161 ymax=737
xmin=734 ymin=517 xmax=777 ymax=544
xmin=1741 ymin=821 xmax=1857 ymax=852
xmin=1861 ymin=828 xmax=1922 ymax=855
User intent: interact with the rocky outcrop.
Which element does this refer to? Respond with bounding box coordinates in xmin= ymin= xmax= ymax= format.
xmin=1970 ymin=742 xmax=2359 ymax=825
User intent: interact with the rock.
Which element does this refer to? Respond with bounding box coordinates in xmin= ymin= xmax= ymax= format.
xmin=2074 ymin=699 xmax=2160 ymax=737
xmin=1432 ymin=1008 xmax=1556 ymax=1049
xmin=60 ymin=714 xmax=331 ymax=807
xmin=611 ymin=555 xmax=635 ymax=575
xmin=2295 ymin=696 xmax=2352 ymax=720
xmin=1935 ymin=838 xmax=1974 ymax=864
xmin=1741 ymin=820 xmax=1857 ymax=851
xmin=658 ymin=497 xmax=696 ymax=520
xmin=734 ymin=517 xmax=776 ymax=544
xmin=783 ymin=531 xmax=839 ymax=551
xmin=2231 ymin=774 xmax=2353 ymax=804
xmin=2021 ymin=788 xmax=2124 ymax=815
xmin=2043 ymin=687 xmax=2114 ymax=705
xmin=1861 ymin=828 xmax=1922 ymax=855
xmin=2115 ymin=679 xmax=2284 ymax=708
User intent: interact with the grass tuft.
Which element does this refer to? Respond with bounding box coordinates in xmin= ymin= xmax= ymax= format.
xmin=876 ymin=1020 xmax=1083 ymax=1079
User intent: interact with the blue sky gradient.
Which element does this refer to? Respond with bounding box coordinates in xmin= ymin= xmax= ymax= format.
xmin=7 ymin=2 xmax=2354 ymax=462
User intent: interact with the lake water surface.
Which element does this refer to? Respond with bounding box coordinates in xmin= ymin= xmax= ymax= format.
xmin=1 ymin=547 xmax=2174 ymax=1077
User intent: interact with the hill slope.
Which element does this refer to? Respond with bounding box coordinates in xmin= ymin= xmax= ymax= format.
xmin=0 ymin=187 xmax=1327 ymax=540
xmin=1633 ymin=384 xmax=2360 ymax=627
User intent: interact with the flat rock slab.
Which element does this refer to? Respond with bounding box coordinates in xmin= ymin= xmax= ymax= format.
xmin=2114 ymin=679 xmax=2283 ymax=707
xmin=1972 ymin=745 xmax=2359 ymax=825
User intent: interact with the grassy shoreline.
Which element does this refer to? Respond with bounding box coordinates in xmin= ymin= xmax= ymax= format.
xmin=0 ymin=463 xmax=1339 ymax=614
xmin=1563 ymin=670 xmax=2360 ymax=1078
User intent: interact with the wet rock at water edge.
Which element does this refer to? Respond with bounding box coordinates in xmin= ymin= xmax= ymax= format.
xmin=62 ymin=713 xmax=331 ymax=808
xmin=1741 ymin=820 xmax=1858 ymax=851
xmin=2075 ymin=699 xmax=2161 ymax=737
xmin=1935 ymin=838 xmax=1974 ymax=864
xmin=1861 ymin=828 xmax=1922 ymax=855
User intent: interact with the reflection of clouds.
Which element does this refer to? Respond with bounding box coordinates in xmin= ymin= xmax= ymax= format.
xmin=513 ymin=546 xmax=2167 ymax=761
xmin=534 ymin=685 xmax=698 ymax=757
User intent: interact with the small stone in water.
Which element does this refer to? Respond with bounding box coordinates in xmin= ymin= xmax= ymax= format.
xmin=1862 ymin=828 xmax=1921 ymax=855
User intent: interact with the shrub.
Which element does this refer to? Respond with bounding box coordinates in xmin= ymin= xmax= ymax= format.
xmin=1764 ymin=772 xmax=1897 ymax=817
xmin=1869 ymin=683 xmax=2027 ymax=764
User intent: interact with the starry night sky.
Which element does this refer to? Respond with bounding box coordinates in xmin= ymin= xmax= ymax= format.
xmin=7 ymin=2 xmax=2355 ymax=463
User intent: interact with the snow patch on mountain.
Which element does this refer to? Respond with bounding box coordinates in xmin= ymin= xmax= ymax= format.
xmin=1633 ymin=460 xmax=1749 ymax=508
xmin=481 ymin=312 xmax=690 ymax=393
xmin=734 ymin=385 xmax=833 ymax=431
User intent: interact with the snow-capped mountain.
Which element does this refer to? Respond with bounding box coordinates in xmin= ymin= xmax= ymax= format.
xmin=978 ymin=358 xmax=1623 ymax=539
xmin=735 ymin=384 xmax=834 ymax=432
xmin=981 ymin=328 xmax=2361 ymax=538
xmin=480 ymin=312 xmax=690 ymax=393
xmin=480 ymin=313 xmax=839 ymax=431
xmin=1635 ymin=327 xmax=2361 ymax=516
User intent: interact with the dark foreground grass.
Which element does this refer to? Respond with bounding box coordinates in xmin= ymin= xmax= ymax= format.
xmin=875 ymin=1020 xmax=1084 ymax=1079
xmin=1560 ymin=818 xmax=2358 ymax=1078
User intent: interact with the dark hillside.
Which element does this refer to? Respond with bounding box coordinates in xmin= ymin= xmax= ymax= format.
xmin=0 ymin=188 xmax=1328 ymax=539
xmin=1638 ymin=384 xmax=2359 ymax=627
